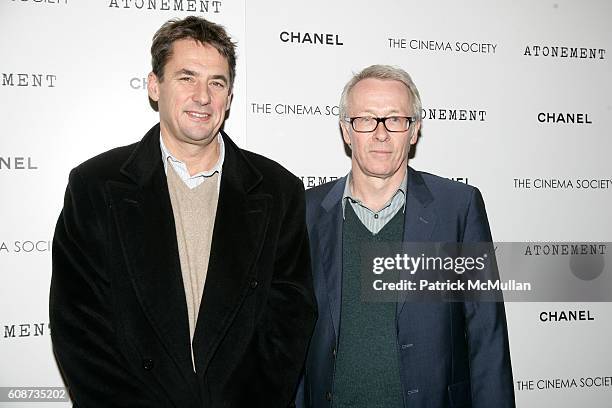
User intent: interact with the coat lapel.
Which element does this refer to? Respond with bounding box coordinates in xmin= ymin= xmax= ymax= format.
xmin=191 ymin=132 xmax=269 ymax=378
xmin=317 ymin=178 xmax=346 ymax=339
xmin=107 ymin=124 xmax=198 ymax=394
xmin=397 ymin=167 xmax=437 ymax=315
xmin=402 ymin=168 xmax=437 ymax=242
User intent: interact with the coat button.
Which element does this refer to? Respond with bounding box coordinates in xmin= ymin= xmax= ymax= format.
xmin=325 ymin=391 xmax=332 ymax=401
xmin=250 ymin=279 xmax=258 ymax=289
xmin=142 ymin=358 xmax=154 ymax=370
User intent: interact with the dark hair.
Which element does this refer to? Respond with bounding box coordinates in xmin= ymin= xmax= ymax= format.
xmin=151 ymin=16 xmax=237 ymax=89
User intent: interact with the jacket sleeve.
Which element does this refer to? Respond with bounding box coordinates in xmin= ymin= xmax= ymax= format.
xmin=227 ymin=177 xmax=317 ymax=408
xmin=50 ymin=169 xmax=165 ymax=407
xmin=462 ymin=187 xmax=516 ymax=408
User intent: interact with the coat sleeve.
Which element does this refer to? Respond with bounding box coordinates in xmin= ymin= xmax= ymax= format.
xmin=227 ymin=177 xmax=317 ymax=408
xmin=462 ymin=187 xmax=516 ymax=408
xmin=50 ymin=169 xmax=165 ymax=407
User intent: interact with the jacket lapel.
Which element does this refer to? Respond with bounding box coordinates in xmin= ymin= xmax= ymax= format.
xmin=107 ymin=124 xmax=198 ymax=393
xmin=191 ymin=132 xmax=269 ymax=377
xmin=315 ymin=170 xmax=438 ymax=334
xmin=317 ymin=178 xmax=346 ymax=339
xmin=397 ymin=167 xmax=437 ymax=315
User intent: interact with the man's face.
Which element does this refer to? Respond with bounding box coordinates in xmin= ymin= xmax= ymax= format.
xmin=341 ymin=78 xmax=420 ymax=181
xmin=148 ymin=39 xmax=232 ymax=149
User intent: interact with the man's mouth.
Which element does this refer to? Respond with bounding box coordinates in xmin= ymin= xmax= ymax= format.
xmin=186 ymin=111 xmax=211 ymax=120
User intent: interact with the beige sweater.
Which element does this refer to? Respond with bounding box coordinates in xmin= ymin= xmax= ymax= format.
xmin=166 ymin=164 xmax=220 ymax=368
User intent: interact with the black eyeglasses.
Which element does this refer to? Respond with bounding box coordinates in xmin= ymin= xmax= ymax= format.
xmin=344 ymin=116 xmax=415 ymax=133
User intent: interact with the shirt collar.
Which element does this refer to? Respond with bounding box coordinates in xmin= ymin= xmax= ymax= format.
xmin=341 ymin=169 xmax=408 ymax=218
xmin=159 ymin=132 xmax=225 ymax=179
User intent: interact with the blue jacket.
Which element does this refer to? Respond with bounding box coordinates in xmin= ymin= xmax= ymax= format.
xmin=298 ymin=167 xmax=515 ymax=408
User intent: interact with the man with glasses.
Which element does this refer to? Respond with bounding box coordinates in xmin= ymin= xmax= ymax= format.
xmin=298 ymin=65 xmax=515 ymax=407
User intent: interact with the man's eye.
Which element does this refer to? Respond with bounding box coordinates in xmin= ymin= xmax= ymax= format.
xmin=179 ymin=77 xmax=193 ymax=82
xmin=360 ymin=117 xmax=373 ymax=123
xmin=389 ymin=116 xmax=401 ymax=123
xmin=210 ymin=81 xmax=226 ymax=88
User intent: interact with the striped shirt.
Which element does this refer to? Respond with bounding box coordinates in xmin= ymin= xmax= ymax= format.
xmin=341 ymin=171 xmax=407 ymax=234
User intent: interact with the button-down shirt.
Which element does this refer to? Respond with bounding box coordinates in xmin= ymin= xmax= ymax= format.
xmin=342 ymin=170 xmax=407 ymax=234
xmin=159 ymin=133 xmax=225 ymax=190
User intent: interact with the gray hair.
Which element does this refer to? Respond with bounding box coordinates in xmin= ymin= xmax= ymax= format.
xmin=339 ymin=64 xmax=422 ymax=121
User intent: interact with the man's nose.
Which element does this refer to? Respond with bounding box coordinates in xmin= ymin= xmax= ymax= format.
xmin=373 ymin=121 xmax=390 ymax=142
xmin=192 ymin=81 xmax=211 ymax=105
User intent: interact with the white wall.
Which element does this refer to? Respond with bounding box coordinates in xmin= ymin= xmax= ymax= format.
xmin=1 ymin=0 xmax=610 ymax=406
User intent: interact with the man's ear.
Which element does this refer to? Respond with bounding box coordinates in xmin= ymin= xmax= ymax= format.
xmin=340 ymin=121 xmax=352 ymax=147
xmin=409 ymin=121 xmax=421 ymax=145
xmin=147 ymin=72 xmax=160 ymax=102
xmin=226 ymin=90 xmax=233 ymax=111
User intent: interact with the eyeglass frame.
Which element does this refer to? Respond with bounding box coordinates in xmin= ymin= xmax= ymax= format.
xmin=342 ymin=116 xmax=417 ymax=133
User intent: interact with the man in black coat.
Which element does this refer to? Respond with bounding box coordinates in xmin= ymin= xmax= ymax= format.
xmin=50 ymin=16 xmax=316 ymax=408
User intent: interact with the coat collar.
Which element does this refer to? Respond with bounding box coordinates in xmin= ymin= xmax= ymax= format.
xmin=120 ymin=123 xmax=262 ymax=193
xmin=108 ymin=123 xmax=268 ymax=390
xmin=321 ymin=167 xmax=433 ymax=211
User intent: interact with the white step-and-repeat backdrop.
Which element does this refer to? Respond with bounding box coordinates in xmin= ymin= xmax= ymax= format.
xmin=1 ymin=0 xmax=610 ymax=406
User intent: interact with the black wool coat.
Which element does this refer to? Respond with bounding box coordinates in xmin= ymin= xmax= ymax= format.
xmin=50 ymin=124 xmax=317 ymax=408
